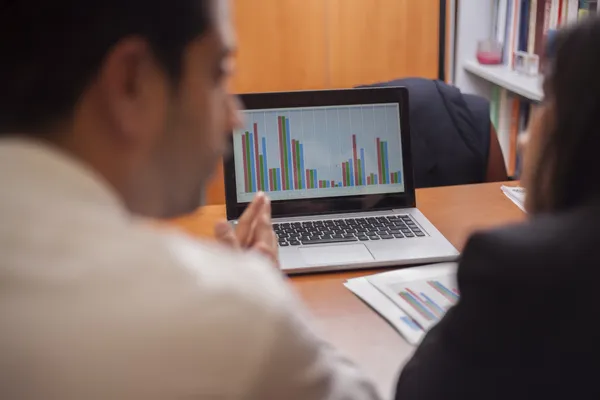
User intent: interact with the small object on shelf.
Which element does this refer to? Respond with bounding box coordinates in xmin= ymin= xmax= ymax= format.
xmin=514 ymin=51 xmax=539 ymax=76
xmin=476 ymin=39 xmax=503 ymax=65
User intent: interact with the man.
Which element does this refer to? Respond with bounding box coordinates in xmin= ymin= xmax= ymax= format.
xmin=0 ymin=1 xmax=380 ymax=399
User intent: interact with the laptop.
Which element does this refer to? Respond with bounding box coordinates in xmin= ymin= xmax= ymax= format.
xmin=223 ymin=87 xmax=459 ymax=274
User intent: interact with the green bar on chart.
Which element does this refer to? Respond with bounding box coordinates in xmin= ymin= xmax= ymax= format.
xmin=244 ymin=132 xmax=252 ymax=190
xmin=379 ymin=141 xmax=386 ymax=183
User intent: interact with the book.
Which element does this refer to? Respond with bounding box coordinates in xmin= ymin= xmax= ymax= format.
xmin=528 ymin=0 xmax=539 ymax=53
xmin=345 ymin=263 xmax=458 ymax=345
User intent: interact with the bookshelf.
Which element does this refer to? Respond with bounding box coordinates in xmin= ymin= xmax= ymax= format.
xmin=463 ymin=60 xmax=543 ymax=101
xmin=452 ymin=0 xmax=598 ymax=177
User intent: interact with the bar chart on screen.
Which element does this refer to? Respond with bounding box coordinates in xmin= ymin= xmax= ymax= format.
xmin=233 ymin=104 xmax=404 ymax=202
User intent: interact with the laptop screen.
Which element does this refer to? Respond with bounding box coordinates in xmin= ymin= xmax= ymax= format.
xmin=232 ymin=103 xmax=405 ymax=204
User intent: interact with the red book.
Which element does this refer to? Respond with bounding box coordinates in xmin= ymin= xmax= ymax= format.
xmin=534 ymin=0 xmax=552 ymax=57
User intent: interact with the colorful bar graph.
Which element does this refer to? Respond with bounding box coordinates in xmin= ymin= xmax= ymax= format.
xmin=240 ymin=115 xmax=404 ymax=194
xmin=399 ymin=290 xmax=437 ymax=321
xmin=427 ymin=281 xmax=459 ymax=303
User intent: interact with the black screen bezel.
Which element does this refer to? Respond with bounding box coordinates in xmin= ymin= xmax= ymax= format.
xmin=223 ymin=87 xmax=415 ymax=220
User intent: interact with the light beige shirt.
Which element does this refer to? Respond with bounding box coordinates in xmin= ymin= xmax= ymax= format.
xmin=0 ymin=139 xmax=381 ymax=400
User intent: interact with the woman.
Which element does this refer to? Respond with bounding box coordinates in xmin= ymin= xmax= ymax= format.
xmin=395 ymin=16 xmax=600 ymax=400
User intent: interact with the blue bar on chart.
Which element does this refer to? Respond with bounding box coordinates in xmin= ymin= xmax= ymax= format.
xmin=276 ymin=168 xmax=282 ymax=191
xmin=261 ymin=137 xmax=268 ymax=190
xmin=285 ymin=118 xmax=293 ymax=190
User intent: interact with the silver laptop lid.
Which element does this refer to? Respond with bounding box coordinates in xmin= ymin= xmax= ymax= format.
xmin=223 ymin=87 xmax=415 ymax=221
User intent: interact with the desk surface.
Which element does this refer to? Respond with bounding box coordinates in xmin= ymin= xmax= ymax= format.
xmin=169 ymin=182 xmax=525 ymax=398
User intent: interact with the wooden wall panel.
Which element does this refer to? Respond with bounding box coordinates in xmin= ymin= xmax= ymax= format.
xmin=327 ymin=0 xmax=440 ymax=88
xmin=230 ymin=0 xmax=329 ymax=93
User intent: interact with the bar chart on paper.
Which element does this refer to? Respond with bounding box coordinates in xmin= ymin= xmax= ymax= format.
xmin=392 ymin=276 xmax=459 ymax=330
xmin=233 ymin=104 xmax=404 ymax=202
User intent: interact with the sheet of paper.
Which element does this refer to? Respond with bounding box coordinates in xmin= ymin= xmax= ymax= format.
xmin=366 ymin=263 xmax=459 ymax=331
xmin=501 ymin=185 xmax=526 ymax=212
xmin=344 ymin=277 xmax=425 ymax=345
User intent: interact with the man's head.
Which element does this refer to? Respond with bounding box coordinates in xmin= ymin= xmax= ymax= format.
xmin=0 ymin=0 xmax=241 ymax=218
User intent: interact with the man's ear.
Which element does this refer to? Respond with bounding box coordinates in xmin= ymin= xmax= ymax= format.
xmin=94 ymin=36 xmax=169 ymax=144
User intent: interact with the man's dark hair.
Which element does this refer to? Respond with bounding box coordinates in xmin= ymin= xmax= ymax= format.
xmin=0 ymin=0 xmax=211 ymax=134
xmin=529 ymin=16 xmax=600 ymax=213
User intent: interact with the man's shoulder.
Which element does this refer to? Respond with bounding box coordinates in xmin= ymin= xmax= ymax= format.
xmin=124 ymin=223 xmax=292 ymax=313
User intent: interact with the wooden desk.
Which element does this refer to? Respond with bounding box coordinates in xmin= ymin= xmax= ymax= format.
xmin=169 ymin=182 xmax=525 ymax=398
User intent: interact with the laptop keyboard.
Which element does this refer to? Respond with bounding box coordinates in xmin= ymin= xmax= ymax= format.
xmin=273 ymin=215 xmax=426 ymax=247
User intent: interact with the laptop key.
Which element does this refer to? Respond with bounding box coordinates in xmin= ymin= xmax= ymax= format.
xmin=278 ymin=241 xmax=289 ymax=246
xmin=358 ymin=236 xmax=370 ymax=241
xmin=301 ymin=237 xmax=358 ymax=245
xmin=289 ymin=240 xmax=301 ymax=246
xmin=405 ymin=232 xmax=415 ymax=238
xmin=415 ymin=232 xmax=426 ymax=237
xmin=380 ymin=235 xmax=394 ymax=240
xmin=394 ymin=233 xmax=404 ymax=238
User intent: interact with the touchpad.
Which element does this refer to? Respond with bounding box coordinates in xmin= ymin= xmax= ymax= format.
xmin=299 ymin=244 xmax=375 ymax=266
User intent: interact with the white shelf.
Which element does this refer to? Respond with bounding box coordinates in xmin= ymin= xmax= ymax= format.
xmin=464 ymin=60 xmax=544 ymax=102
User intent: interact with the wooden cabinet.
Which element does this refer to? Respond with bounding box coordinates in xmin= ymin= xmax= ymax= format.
xmin=231 ymin=0 xmax=329 ymax=92
xmin=204 ymin=0 xmax=441 ymax=205
xmin=328 ymin=0 xmax=440 ymax=88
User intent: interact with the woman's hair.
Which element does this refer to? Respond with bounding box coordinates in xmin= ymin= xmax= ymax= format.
xmin=528 ymin=16 xmax=600 ymax=213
